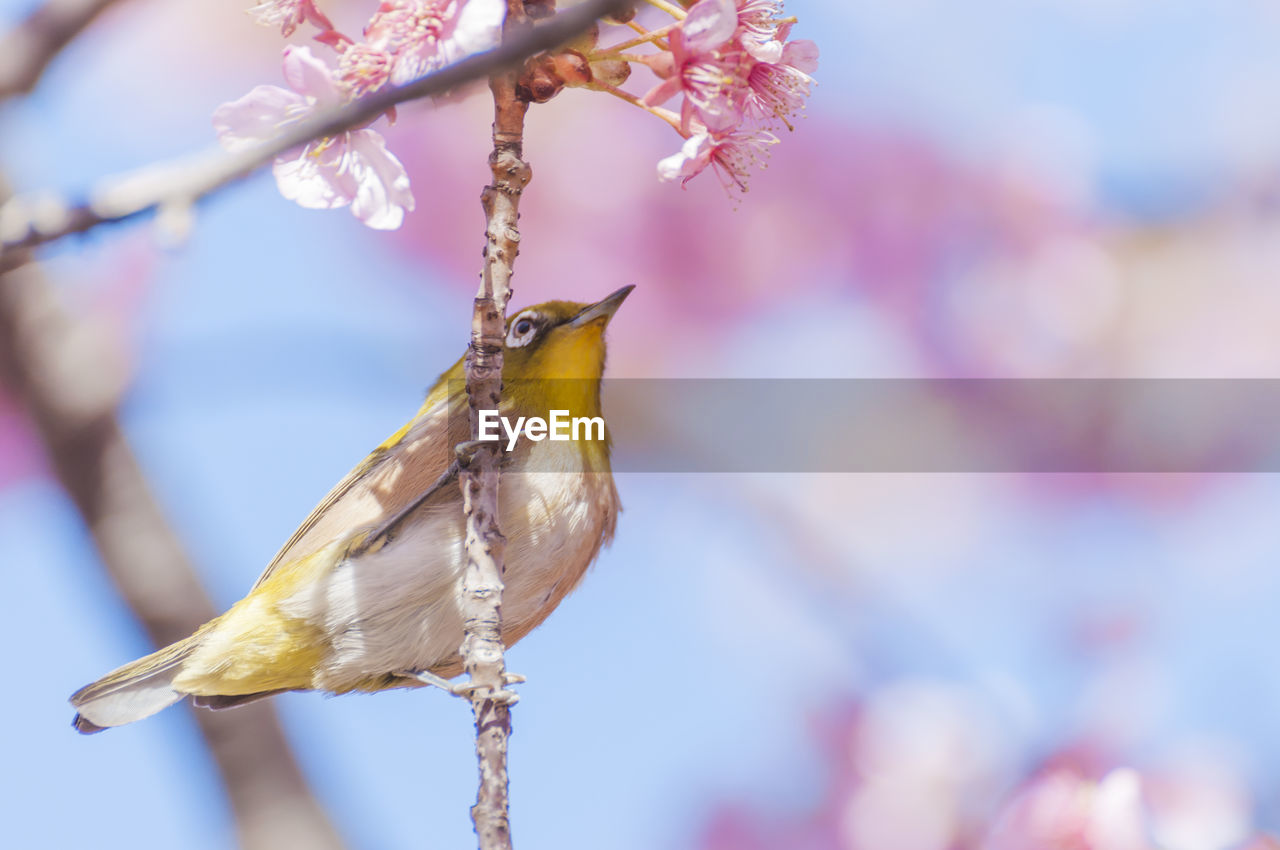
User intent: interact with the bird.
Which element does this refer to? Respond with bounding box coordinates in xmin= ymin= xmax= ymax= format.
xmin=70 ymin=286 xmax=631 ymax=733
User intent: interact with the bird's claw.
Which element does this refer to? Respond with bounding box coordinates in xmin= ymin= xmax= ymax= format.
xmin=451 ymin=672 xmax=525 ymax=705
xmin=454 ymin=440 xmax=488 ymax=465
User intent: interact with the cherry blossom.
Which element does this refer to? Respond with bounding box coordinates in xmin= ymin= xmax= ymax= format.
xmin=364 ymin=0 xmax=506 ymax=85
xmin=642 ymin=25 xmax=752 ymax=134
xmin=248 ymin=0 xmax=334 ymax=38
xmin=225 ymin=0 xmax=816 ymax=216
xmin=986 ymin=769 xmax=1155 ymax=850
xmin=638 ymin=0 xmax=817 ymax=174
xmin=744 ymin=25 xmax=818 ymax=129
xmin=682 ymin=0 xmax=739 ymax=54
xmin=734 ymin=0 xmax=787 ymax=62
xmin=657 ymin=127 xmax=778 ymax=192
xmin=338 ymin=43 xmax=394 ymax=98
xmin=214 ymin=46 xmax=414 ymax=230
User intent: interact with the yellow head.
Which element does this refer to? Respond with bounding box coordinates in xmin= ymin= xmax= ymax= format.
xmin=497 ymin=284 xmax=631 ymax=427
xmin=499 ymin=285 xmax=633 ymax=383
xmin=408 ymin=286 xmax=632 ymax=457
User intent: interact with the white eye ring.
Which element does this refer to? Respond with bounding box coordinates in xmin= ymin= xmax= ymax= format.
xmin=506 ymin=312 xmax=540 ymax=348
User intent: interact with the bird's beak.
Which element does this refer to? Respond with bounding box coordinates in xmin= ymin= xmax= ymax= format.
xmin=567 ymin=285 xmax=635 ymax=328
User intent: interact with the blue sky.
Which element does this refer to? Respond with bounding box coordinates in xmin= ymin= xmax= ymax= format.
xmin=6 ymin=1 xmax=1280 ymax=848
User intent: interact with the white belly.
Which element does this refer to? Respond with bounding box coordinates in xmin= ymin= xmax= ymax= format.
xmin=283 ymin=448 xmax=618 ymax=691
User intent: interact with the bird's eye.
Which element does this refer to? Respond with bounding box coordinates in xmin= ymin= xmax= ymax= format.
xmin=506 ymin=313 xmax=540 ymax=347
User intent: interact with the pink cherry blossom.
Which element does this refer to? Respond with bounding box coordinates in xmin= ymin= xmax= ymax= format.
xmin=734 ymin=0 xmax=787 ymax=62
xmin=744 ymin=27 xmax=818 ymax=129
xmin=642 ymin=27 xmax=753 ymax=134
xmin=986 ymin=768 xmax=1156 ymax=850
xmin=338 ymin=43 xmax=394 ymax=98
xmin=640 ymin=0 xmax=821 ymax=136
xmin=273 ymin=130 xmax=413 ymax=229
xmin=657 ymin=127 xmax=778 ymax=193
xmin=364 ymin=0 xmax=506 ymax=85
xmin=638 ymin=0 xmax=817 ymax=194
xmin=657 ymin=133 xmax=714 ymax=185
xmin=682 ymin=0 xmax=739 ymax=54
xmin=248 ymin=0 xmax=334 ymax=38
xmin=214 ymin=46 xmax=414 ymax=230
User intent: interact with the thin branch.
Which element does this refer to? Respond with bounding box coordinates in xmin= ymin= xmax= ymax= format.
xmin=456 ymin=0 xmax=546 ymax=845
xmin=0 ymin=0 xmax=634 ymax=267
xmin=0 ymin=0 xmax=127 ymax=101
xmin=0 ymin=177 xmax=344 ymax=850
xmin=597 ymin=21 xmax=677 ymax=53
xmin=594 ymin=81 xmax=682 ymax=131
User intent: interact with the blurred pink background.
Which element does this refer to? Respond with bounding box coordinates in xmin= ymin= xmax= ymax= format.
xmin=4 ymin=1 xmax=1280 ymax=848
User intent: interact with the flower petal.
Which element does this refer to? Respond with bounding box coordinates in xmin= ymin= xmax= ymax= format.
xmin=682 ymin=0 xmax=738 ymax=54
xmin=782 ymin=38 xmax=819 ymax=74
xmin=282 ymin=45 xmax=343 ymax=106
xmin=743 ymin=38 xmax=784 ymax=64
xmin=273 ymin=140 xmax=357 ymax=210
xmin=448 ymin=0 xmax=507 ymax=60
xmin=346 ymin=129 xmax=415 ymax=230
xmin=213 ymin=85 xmax=304 ymax=152
xmin=641 ymin=75 xmax=683 ymax=108
xmin=657 ymin=134 xmax=713 ymax=184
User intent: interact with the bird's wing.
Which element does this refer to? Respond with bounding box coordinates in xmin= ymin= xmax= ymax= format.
xmin=348 ymin=460 xmax=461 ymax=557
xmin=251 ymin=383 xmax=466 ymax=589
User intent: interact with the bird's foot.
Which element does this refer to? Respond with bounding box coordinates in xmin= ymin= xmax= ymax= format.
xmin=397 ymin=669 xmax=525 ymax=705
xmin=454 ymin=440 xmax=490 ymax=466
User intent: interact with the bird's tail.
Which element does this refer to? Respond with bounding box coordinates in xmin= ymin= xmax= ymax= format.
xmin=70 ymin=635 xmax=202 ymax=734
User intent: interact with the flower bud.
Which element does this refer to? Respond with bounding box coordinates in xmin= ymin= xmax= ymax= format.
xmin=517 ymin=50 xmax=597 ymax=100
xmin=552 ymin=51 xmax=592 ymax=87
xmin=516 ymin=54 xmax=565 ymax=103
xmin=587 ymin=58 xmax=630 ymax=88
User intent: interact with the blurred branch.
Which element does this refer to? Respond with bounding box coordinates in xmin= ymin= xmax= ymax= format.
xmin=0 ymin=177 xmax=345 ymax=850
xmin=0 ymin=0 xmax=633 ymax=269
xmin=0 ymin=0 xmax=126 ymax=101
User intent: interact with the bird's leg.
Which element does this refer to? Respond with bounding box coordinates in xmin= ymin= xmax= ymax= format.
xmin=401 ymin=669 xmax=460 ymax=692
xmin=397 ymin=669 xmax=526 ymax=704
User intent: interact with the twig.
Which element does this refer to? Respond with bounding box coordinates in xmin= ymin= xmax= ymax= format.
xmin=598 ymin=21 xmax=677 ymax=53
xmin=593 ymin=82 xmax=682 ymax=131
xmin=0 ymin=0 xmax=127 ymax=101
xmin=642 ymin=0 xmax=686 ymax=19
xmin=456 ymin=0 xmax=554 ymax=845
xmin=0 ymin=176 xmax=344 ymax=850
xmin=0 ymin=0 xmax=634 ymax=268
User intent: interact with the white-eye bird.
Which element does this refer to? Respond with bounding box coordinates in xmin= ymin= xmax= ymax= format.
xmin=70 ymin=286 xmax=631 ymax=733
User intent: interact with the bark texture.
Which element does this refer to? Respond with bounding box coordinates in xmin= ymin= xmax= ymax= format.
xmin=458 ymin=2 xmax=536 ymax=848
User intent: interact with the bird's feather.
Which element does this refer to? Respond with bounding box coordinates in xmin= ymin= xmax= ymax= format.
xmin=68 ymin=290 xmax=631 ymax=731
xmin=253 ymin=366 xmax=467 ymax=587
xmin=69 ymin=633 xmax=202 ymax=732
